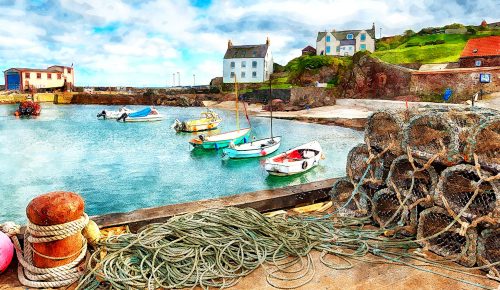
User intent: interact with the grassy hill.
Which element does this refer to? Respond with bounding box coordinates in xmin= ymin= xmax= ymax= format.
xmin=372 ymin=26 xmax=499 ymax=64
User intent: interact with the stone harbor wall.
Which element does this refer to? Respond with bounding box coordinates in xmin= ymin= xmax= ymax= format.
xmin=411 ymin=67 xmax=500 ymax=102
xmin=290 ymin=87 xmax=336 ymax=108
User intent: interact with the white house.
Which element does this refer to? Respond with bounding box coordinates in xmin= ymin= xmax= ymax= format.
xmin=223 ymin=38 xmax=273 ymax=83
xmin=316 ymin=24 xmax=376 ymax=56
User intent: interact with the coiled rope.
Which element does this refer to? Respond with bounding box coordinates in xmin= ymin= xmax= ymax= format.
xmin=1 ymin=213 xmax=89 ymax=288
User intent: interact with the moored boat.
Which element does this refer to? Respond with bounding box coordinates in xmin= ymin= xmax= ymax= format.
xmin=189 ymin=128 xmax=251 ymax=149
xmin=117 ymin=107 xmax=165 ymax=122
xmin=222 ymin=136 xmax=282 ymax=159
xmin=264 ymin=141 xmax=323 ymax=176
xmin=97 ymin=107 xmax=133 ymax=119
xmin=171 ymin=109 xmax=222 ymax=132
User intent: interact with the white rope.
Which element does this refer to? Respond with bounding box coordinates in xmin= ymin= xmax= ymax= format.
xmin=1 ymin=213 xmax=89 ymax=288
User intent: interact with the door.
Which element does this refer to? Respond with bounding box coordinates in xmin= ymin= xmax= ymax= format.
xmin=6 ymin=73 xmax=20 ymax=90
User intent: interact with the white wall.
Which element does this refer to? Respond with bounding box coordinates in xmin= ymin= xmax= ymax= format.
xmin=355 ymin=30 xmax=375 ymax=52
xmin=316 ymin=32 xmax=340 ymax=56
xmin=223 ymin=55 xmax=273 ymax=83
xmin=339 ymin=45 xmax=356 ymax=56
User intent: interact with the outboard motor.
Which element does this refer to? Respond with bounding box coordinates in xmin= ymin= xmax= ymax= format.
xmin=198 ymin=134 xmax=205 ymax=141
xmin=116 ymin=112 xmax=128 ymax=122
xmin=97 ymin=110 xmax=107 ymax=119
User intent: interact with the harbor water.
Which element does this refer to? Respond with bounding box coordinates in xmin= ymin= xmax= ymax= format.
xmin=0 ymin=104 xmax=363 ymax=223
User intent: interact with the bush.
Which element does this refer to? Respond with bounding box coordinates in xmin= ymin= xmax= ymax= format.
xmin=444 ymin=23 xmax=464 ymax=29
xmin=404 ymin=30 xmax=416 ymax=37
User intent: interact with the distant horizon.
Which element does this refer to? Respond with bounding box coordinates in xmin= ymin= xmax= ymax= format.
xmin=0 ymin=0 xmax=497 ymax=86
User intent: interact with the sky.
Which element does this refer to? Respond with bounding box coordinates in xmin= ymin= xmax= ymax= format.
xmin=0 ymin=0 xmax=497 ymax=87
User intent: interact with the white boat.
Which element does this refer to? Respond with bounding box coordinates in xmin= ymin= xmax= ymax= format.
xmin=117 ymin=107 xmax=165 ymax=122
xmin=97 ymin=107 xmax=133 ymax=119
xmin=264 ymin=141 xmax=323 ymax=176
xmin=222 ymin=136 xmax=282 ymax=159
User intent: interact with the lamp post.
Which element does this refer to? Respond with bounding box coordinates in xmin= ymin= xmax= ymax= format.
xmin=172 ymin=73 xmax=175 ymax=87
xmin=177 ymin=72 xmax=180 ymax=86
xmin=193 ymin=74 xmax=196 ymax=87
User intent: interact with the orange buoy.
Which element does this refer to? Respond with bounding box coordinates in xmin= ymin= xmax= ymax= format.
xmin=26 ymin=191 xmax=85 ymax=268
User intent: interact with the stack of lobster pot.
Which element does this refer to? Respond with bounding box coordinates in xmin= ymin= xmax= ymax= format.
xmin=329 ymin=106 xmax=499 ymax=275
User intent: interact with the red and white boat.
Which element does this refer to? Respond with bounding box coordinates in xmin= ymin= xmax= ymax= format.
xmin=264 ymin=141 xmax=323 ymax=176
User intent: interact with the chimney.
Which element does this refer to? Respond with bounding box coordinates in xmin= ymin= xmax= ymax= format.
xmin=372 ymin=22 xmax=375 ymax=31
xmin=228 ymin=40 xmax=233 ymax=49
xmin=266 ymin=37 xmax=270 ymax=46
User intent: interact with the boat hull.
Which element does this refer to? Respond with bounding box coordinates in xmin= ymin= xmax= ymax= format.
xmin=264 ymin=141 xmax=323 ymax=176
xmin=190 ymin=128 xmax=251 ymax=149
xmin=222 ymin=137 xmax=282 ymax=159
xmin=124 ymin=115 xmax=165 ymax=122
xmin=181 ymin=120 xmax=221 ymax=132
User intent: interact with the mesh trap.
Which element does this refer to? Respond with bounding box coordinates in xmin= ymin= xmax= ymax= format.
xmin=469 ymin=117 xmax=500 ymax=174
xmin=372 ymin=188 xmax=417 ymax=230
xmin=329 ymin=178 xmax=370 ymax=217
xmin=477 ymin=228 xmax=500 ymax=275
xmin=365 ymin=110 xmax=407 ymax=156
xmin=346 ymin=143 xmax=385 ymax=187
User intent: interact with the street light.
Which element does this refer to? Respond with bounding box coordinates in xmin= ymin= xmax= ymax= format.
xmin=172 ymin=73 xmax=175 ymax=87
xmin=193 ymin=74 xmax=196 ymax=87
xmin=177 ymin=72 xmax=180 ymax=86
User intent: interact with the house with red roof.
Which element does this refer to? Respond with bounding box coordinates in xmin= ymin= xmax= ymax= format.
xmin=459 ymin=36 xmax=500 ymax=68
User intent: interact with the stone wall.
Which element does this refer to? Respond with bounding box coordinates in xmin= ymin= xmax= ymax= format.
xmin=290 ymin=87 xmax=336 ymax=108
xmin=240 ymin=89 xmax=290 ymax=103
xmin=459 ymin=56 xmax=500 ymax=68
xmin=69 ymin=93 xmax=233 ymax=106
xmin=410 ymin=67 xmax=500 ymax=102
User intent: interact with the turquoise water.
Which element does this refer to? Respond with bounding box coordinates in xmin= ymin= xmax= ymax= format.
xmin=0 ymin=104 xmax=363 ymax=223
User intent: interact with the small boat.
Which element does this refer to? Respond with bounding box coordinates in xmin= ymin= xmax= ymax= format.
xmin=171 ymin=109 xmax=222 ymax=132
xmin=117 ymin=107 xmax=165 ymax=122
xmin=222 ymin=136 xmax=282 ymax=159
xmin=97 ymin=107 xmax=133 ymax=119
xmin=221 ymin=78 xmax=281 ymax=159
xmin=189 ymin=128 xmax=251 ymax=149
xmin=264 ymin=141 xmax=323 ymax=176
xmin=14 ymin=101 xmax=41 ymax=117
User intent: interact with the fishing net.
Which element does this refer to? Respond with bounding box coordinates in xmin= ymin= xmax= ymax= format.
xmin=329 ymin=178 xmax=369 ymax=217
xmin=477 ymin=228 xmax=500 ymax=277
xmin=386 ymin=155 xmax=438 ymax=208
xmin=372 ymin=188 xmax=417 ymax=231
xmin=435 ymin=164 xmax=500 ymax=222
xmin=445 ymin=110 xmax=484 ymax=162
xmin=417 ymin=206 xmax=477 ymax=267
xmin=365 ymin=110 xmax=407 ymax=156
xmin=468 ymin=117 xmax=500 ymax=174
xmin=346 ymin=143 xmax=384 ymax=187
xmin=402 ymin=112 xmax=460 ymax=165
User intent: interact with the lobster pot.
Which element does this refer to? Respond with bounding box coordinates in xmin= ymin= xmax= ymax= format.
xmin=364 ymin=110 xmax=408 ymax=156
xmin=386 ymin=155 xmax=438 ymax=208
xmin=26 ymin=191 xmax=85 ymax=268
xmin=435 ymin=164 xmax=500 ymax=222
xmin=477 ymin=228 xmax=500 ymax=275
xmin=417 ymin=207 xmax=477 ymax=267
xmin=329 ymin=178 xmax=370 ymax=217
xmin=402 ymin=112 xmax=460 ymax=165
xmin=468 ymin=117 xmax=500 ymax=174
xmin=372 ymin=188 xmax=417 ymax=229
xmin=346 ymin=143 xmax=385 ymax=187
xmin=445 ymin=110 xmax=484 ymax=162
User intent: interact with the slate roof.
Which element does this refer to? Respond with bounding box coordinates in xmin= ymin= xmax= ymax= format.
xmin=6 ymin=68 xmax=59 ymax=73
xmin=340 ymin=39 xmax=356 ymax=46
xmin=316 ymin=26 xmax=376 ymax=42
xmin=224 ymin=44 xmax=269 ymax=59
xmin=302 ymin=45 xmax=316 ymax=52
xmin=460 ymin=36 xmax=500 ymax=58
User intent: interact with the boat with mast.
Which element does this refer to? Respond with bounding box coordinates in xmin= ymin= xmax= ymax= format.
xmin=221 ymin=78 xmax=281 ymax=159
xmin=189 ymin=76 xmax=251 ymax=149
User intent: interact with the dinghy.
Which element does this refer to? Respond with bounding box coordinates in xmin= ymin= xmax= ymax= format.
xmin=189 ymin=75 xmax=250 ymax=149
xmin=97 ymin=107 xmax=133 ymax=119
xmin=117 ymin=107 xmax=165 ymax=122
xmin=172 ymin=109 xmax=222 ymax=132
xmin=264 ymin=141 xmax=323 ymax=176
xmin=221 ymin=78 xmax=281 ymax=159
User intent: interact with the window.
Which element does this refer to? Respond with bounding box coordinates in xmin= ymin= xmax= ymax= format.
xmin=230 ymin=61 xmax=235 ymax=68
xmin=326 ymin=46 xmax=331 ymax=53
xmin=326 ymin=36 xmax=331 ymax=42
xmin=47 ymin=73 xmax=52 ymax=79
xmin=252 ymin=51 xmax=257 ymax=57
xmin=241 ymin=72 xmax=246 ymax=78
xmin=230 ymin=72 xmax=235 ymax=78
xmin=347 ymin=34 xmax=353 ymax=39
xmin=241 ymin=61 xmax=246 ymax=68
xmin=252 ymin=71 xmax=257 ymax=78
xmin=360 ymin=33 xmax=366 ymax=41
xmin=336 ymin=46 xmax=340 ymax=52
xmin=475 ymin=60 xmax=482 ymax=67
xmin=360 ymin=44 xmax=366 ymax=50
xmin=37 ymin=73 xmax=42 ymax=79
xmin=252 ymin=61 xmax=257 ymax=68
xmin=25 ymin=73 xmax=30 ymax=79
xmin=67 ymin=68 xmax=72 ymax=74
xmin=349 ymin=46 xmax=353 ymax=50
xmin=57 ymin=74 xmax=61 ymax=79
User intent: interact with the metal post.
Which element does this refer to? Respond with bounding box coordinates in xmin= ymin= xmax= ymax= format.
xmin=172 ymin=73 xmax=175 ymax=87
xmin=193 ymin=74 xmax=195 ymax=86
xmin=177 ymin=72 xmax=180 ymax=86
xmin=269 ymin=77 xmax=273 ymax=140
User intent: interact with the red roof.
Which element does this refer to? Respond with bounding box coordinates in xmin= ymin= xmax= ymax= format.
xmin=302 ymin=45 xmax=316 ymax=52
xmin=460 ymin=36 xmax=500 ymax=58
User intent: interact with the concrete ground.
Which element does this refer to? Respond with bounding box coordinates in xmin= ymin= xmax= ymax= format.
xmin=1 ymin=250 xmax=498 ymax=290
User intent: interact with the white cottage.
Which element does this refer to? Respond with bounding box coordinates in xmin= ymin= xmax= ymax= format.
xmin=316 ymin=24 xmax=376 ymax=56
xmin=223 ymin=38 xmax=273 ymax=83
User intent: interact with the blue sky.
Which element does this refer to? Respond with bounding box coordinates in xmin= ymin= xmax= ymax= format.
xmin=0 ymin=0 xmax=497 ymax=86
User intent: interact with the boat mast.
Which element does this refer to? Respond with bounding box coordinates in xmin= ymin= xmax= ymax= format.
xmin=235 ymin=75 xmax=240 ymax=131
xmin=269 ymin=77 xmax=273 ymax=140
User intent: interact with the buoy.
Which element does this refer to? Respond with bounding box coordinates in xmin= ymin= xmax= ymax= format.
xmin=26 ymin=191 xmax=85 ymax=268
xmin=0 ymin=231 xmax=14 ymax=273
xmin=83 ymin=220 xmax=101 ymax=247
